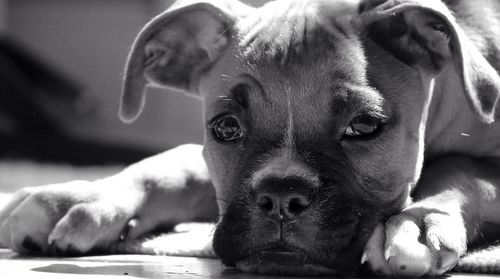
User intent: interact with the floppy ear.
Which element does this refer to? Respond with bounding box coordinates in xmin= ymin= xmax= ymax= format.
xmin=119 ymin=0 xmax=251 ymax=123
xmin=360 ymin=0 xmax=500 ymax=123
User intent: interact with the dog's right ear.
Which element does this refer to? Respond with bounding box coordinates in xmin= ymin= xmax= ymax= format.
xmin=119 ymin=0 xmax=251 ymax=123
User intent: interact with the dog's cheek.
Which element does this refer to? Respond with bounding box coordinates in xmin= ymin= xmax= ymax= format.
xmin=202 ymin=143 xmax=258 ymax=263
xmin=346 ymin=123 xmax=421 ymax=211
xmin=345 ymin=164 xmax=412 ymax=219
xmin=310 ymin=193 xmax=382 ymax=271
xmin=347 ymin=150 xmax=409 ymax=204
xmin=212 ymin=196 xmax=254 ymax=265
xmin=202 ymin=142 xmax=247 ymax=213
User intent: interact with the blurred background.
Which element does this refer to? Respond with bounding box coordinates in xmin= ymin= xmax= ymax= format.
xmin=0 ymin=0 xmax=267 ymax=190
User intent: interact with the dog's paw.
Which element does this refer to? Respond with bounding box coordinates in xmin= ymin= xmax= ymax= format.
xmin=0 ymin=180 xmax=134 ymax=255
xmin=363 ymin=208 xmax=466 ymax=277
xmin=47 ymin=201 xmax=131 ymax=254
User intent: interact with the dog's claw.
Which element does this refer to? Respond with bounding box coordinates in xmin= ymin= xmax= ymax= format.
xmin=427 ymin=233 xmax=441 ymax=251
xmin=120 ymin=218 xmax=137 ymax=241
xmin=361 ymin=251 xmax=367 ymax=264
xmin=128 ymin=219 xmax=138 ymax=229
xmin=385 ymin=246 xmax=395 ymax=261
xmin=47 ymin=229 xmax=61 ymax=246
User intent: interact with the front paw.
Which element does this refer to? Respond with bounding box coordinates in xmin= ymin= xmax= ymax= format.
xmin=0 ymin=180 xmax=134 ymax=255
xmin=363 ymin=207 xmax=466 ymax=277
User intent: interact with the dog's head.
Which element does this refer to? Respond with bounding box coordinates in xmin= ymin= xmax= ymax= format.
xmin=121 ymin=0 xmax=500 ymax=275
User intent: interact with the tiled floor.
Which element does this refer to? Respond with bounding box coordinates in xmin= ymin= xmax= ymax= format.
xmin=2 ymin=249 xmax=500 ymax=279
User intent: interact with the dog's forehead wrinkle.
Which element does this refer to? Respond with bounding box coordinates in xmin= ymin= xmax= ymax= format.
xmin=329 ymin=82 xmax=386 ymax=115
xmin=237 ymin=73 xmax=270 ymax=103
xmin=351 ymin=85 xmax=385 ymax=109
xmin=236 ymin=0 xmax=360 ymax=66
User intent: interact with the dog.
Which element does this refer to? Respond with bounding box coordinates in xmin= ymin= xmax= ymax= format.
xmin=1 ymin=0 xmax=500 ymax=276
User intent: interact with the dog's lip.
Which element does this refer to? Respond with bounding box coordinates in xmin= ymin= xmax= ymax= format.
xmin=236 ymin=252 xmax=340 ymax=276
xmin=234 ymin=245 xmax=341 ymax=276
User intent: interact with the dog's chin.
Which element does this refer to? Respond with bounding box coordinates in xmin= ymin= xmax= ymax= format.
xmin=234 ymin=250 xmax=341 ymax=276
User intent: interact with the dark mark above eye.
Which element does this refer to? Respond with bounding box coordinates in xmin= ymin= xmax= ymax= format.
xmin=231 ymin=83 xmax=250 ymax=109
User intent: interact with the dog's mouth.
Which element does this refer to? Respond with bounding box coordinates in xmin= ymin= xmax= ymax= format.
xmin=234 ymin=245 xmax=341 ymax=276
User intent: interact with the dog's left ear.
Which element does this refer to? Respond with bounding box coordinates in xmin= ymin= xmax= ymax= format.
xmin=360 ymin=0 xmax=500 ymax=123
xmin=119 ymin=0 xmax=251 ymax=123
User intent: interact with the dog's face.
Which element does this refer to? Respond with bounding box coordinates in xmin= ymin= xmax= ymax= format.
xmin=120 ymin=0 xmax=500 ymax=275
xmin=200 ymin=3 xmax=423 ymax=275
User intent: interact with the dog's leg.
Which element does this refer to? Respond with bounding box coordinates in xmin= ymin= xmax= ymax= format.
xmin=114 ymin=144 xmax=217 ymax=242
xmin=364 ymin=155 xmax=500 ymax=276
xmin=0 ymin=144 xmax=217 ymax=256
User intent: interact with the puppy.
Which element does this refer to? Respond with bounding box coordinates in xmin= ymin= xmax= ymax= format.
xmin=1 ymin=0 xmax=500 ymax=276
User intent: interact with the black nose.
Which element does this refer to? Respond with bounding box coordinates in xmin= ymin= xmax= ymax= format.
xmin=254 ymin=177 xmax=313 ymax=219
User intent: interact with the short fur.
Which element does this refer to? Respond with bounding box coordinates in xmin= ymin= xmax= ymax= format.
xmin=1 ymin=0 xmax=500 ymax=277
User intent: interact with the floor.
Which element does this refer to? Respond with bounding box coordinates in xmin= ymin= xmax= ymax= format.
xmin=2 ymin=249 xmax=500 ymax=279
xmin=0 ymin=249 xmax=274 ymax=279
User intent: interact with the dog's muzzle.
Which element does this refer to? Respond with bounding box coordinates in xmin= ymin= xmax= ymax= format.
xmin=213 ymin=159 xmax=367 ymax=276
xmin=238 ymin=176 xmax=342 ymax=275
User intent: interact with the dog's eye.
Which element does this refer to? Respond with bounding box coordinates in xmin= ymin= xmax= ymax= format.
xmin=345 ymin=115 xmax=382 ymax=139
xmin=211 ymin=115 xmax=244 ymax=142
